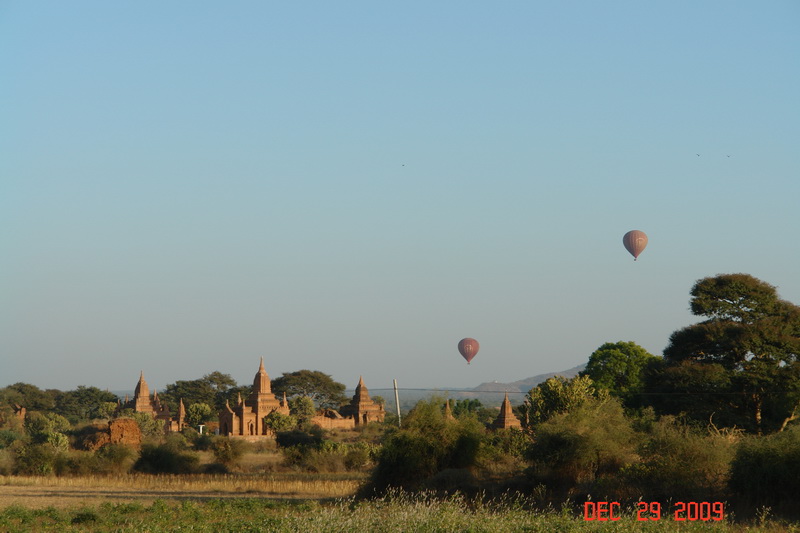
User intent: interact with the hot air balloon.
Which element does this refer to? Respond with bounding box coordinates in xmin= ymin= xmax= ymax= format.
xmin=623 ymin=230 xmax=648 ymax=261
xmin=458 ymin=338 xmax=480 ymax=364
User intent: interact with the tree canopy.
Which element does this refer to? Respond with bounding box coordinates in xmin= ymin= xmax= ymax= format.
xmin=655 ymin=273 xmax=800 ymax=434
xmin=582 ymin=341 xmax=659 ymax=405
xmin=53 ymin=386 xmax=118 ymax=423
xmin=522 ymin=375 xmax=609 ymax=429
xmin=271 ymin=370 xmax=347 ymax=409
xmin=160 ymin=372 xmax=238 ymax=413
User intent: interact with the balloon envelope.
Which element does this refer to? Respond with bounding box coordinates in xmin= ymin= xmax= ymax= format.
xmin=623 ymin=230 xmax=648 ymax=260
xmin=458 ymin=338 xmax=480 ymax=364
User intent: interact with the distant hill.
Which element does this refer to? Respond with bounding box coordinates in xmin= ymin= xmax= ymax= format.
xmin=472 ymin=364 xmax=587 ymax=394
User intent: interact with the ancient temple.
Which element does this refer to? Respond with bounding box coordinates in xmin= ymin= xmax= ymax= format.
xmin=123 ymin=371 xmax=185 ymax=433
xmin=338 ymin=376 xmax=385 ymax=426
xmin=492 ymin=392 xmax=522 ymax=429
xmin=443 ymin=399 xmax=455 ymax=421
xmin=218 ymin=358 xmax=290 ymax=438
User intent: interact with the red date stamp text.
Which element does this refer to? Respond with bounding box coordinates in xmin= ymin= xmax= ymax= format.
xmin=583 ymin=501 xmax=725 ymax=521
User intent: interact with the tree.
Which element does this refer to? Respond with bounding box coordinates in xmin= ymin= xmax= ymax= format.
xmin=452 ymin=399 xmax=483 ymax=418
xmin=185 ymin=403 xmax=214 ymax=428
xmin=263 ymin=411 xmax=298 ymax=433
xmin=0 ymin=383 xmax=57 ymax=411
xmin=288 ymin=396 xmax=317 ymax=424
xmin=25 ymin=412 xmax=71 ymax=444
xmin=53 ymin=386 xmax=118 ymax=423
xmin=451 ymin=399 xmax=496 ymax=425
xmin=643 ymin=360 xmax=736 ymax=427
xmin=271 ymin=370 xmax=347 ymax=409
xmin=160 ymin=372 xmax=238 ymax=413
xmin=522 ymin=375 xmax=609 ymax=429
xmin=119 ymin=410 xmax=165 ymax=440
xmin=659 ymin=273 xmax=800 ymax=434
xmin=582 ymin=341 xmax=659 ymax=405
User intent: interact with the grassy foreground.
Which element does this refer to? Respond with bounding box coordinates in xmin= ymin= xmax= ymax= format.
xmin=1 ymin=490 xmax=797 ymax=533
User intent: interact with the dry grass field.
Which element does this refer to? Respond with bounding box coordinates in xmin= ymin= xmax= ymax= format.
xmin=0 ymin=473 xmax=365 ymax=508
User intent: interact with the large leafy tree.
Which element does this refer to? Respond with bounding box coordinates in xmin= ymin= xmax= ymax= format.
xmin=53 ymin=386 xmax=118 ymax=423
xmin=522 ymin=375 xmax=609 ymax=429
xmin=160 ymin=372 xmax=238 ymax=413
xmin=185 ymin=403 xmax=214 ymax=428
xmin=271 ymin=370 xmax=347 ymax=409
xmin=656 ymin=273 xmax=800 ymax=434
xmin=0 ymin=383 xmax=58 ymax=411
xmin=582 ymin=341 xmax=659 ymax=405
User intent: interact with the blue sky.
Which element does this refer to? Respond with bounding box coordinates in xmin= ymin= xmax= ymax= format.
xmin=2 ymin=2 xmax=799 ymax=393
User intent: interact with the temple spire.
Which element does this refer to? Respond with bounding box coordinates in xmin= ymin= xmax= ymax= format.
xmin=253 ymin=358 xmax=271 ymax=394
xmin=492 ymin=392 xmax=522 ymax=429
xmin=444 ymin=398 xmax=455 ymax=421
xmin=353 ymin=376 xmax=370 ymax=402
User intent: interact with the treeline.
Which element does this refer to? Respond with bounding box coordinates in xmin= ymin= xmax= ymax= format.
xmin=362 ymin=273 xmax=800 ymax=518
xmin=1 ymin=273 xmax=798 ymax=520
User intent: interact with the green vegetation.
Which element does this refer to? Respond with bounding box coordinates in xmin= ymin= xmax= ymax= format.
xmin=521 ymin=374 xmax=608 ymax=426
xmin=582 ymin=341 xmax=659 ymax=406
xmin=0 ymin=493 xmax=797 ymax=532
xmin=271 ymin=370 xmax=348 ymax=409
xmin=1 ymin=272 xmax=798 ymax=525
xmin=657 ymin=273 xmax=800 ymax=434
xmin=159 ymin=371 xmax=239 ymax=412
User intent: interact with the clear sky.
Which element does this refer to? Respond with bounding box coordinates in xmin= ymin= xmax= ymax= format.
xmin=2 ymin=2 xmax=799 ymax=394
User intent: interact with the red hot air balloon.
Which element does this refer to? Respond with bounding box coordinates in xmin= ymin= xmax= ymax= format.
xmin=623 ymin=230 xmax=648 ymax=261
xmin=458 ymin=338 xmax=480 ymax=364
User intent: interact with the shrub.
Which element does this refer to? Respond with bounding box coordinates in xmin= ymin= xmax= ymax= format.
xmin=133 ymin=442 xmax=199 ymax=474
xmin=478 ymin=428 xmax=527 ymax=474
xmin=276 ymin=428 xmax=324 ymax=449
xmin=729 ymin=425 xmax=800 ymax=515
xmin=210 ymin=437 xmax=248 ymax=467
xmin=14 ymin=443 xmax=61 ymax=475
xmin=367 ymin=398 xmax=486 ymax=493
xmin=264 ymin=411 xmax=298 ymax=433
xmin=344 ymin=442 xmax=372 ymax=470
xmin=617 ymin=416 xmax=736 ymax=502
xmin=125 ymin=411 xmax=165 ymax=440
xmin=0 ymin=429 xmax=24 ymax=449
xmin=525 ymin=397 xmax=638 ymax=496
xmin=193 ymin=433 xmax=214 ymax=451
xmin=96 ymin=443 xmax=136 ymax=474
xmin=0 ymin=449 xmax=16 ymax=475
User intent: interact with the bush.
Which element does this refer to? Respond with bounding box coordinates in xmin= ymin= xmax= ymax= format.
xmin=729 ymin=425 xmax=800 ymax=515
xmin=133 ymin=442 xmax=199 ymax=474
xmin=14 ymin=443 xmax=62 ymax=475
xmin=124 ymin=411 xmax=165 ymax=440
xmin=263 ymin=411 xmax=298 ymax=433
xmin=193 ymin=433 xmax=214 ymax=451
xmin=0 ymin=449 xmax=16 ymax=475
xmin=344 ymin=442 xmax=372 ymax=470
xmin=0 ymin=429 xmax=24 ymax=449
xmin=477 ymin=428 xmax=527 ymax=474
xmin=366 ymin=398 xmax=486 ymax=493
xmin=276 ymin=428 xmax=324 ymax=449
xmin=96 ymin=443 xmax=136 ymax=474
xmin=525 ymin=397 xmax=638 ymax=496
xmin=616 ymin=416 xmax=736 ymax=502
xmin=210 ymin=437 xmax=248 ymax=467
